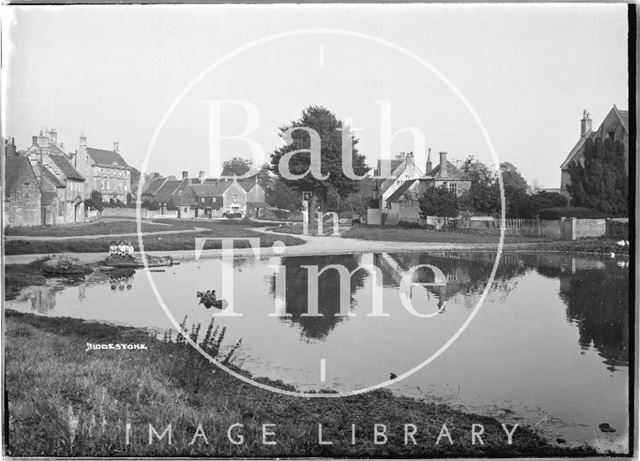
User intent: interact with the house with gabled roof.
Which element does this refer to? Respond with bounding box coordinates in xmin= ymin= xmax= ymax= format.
xmin=22 ymin=130 xmax=85 ymax=224
xmin=141 ymin=170 xmax=268 ymax=218
xmin=73 ymin=135 xmax=131 ymax=202
xmin=373 ymin=150 xmax=470 ymax=224
xmin=5 ymin=156 xmax=43 ymax=227
xmin=560 ymin=106 xmax=629 ymax=199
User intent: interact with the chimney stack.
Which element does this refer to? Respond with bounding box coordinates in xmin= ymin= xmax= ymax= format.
xmin=113 ymin=141 xmax=119 ymax=153
xmin=80 ymin=134 xmax=87 ymax=148
xmin=47 ymin=129 xmax=58 ymax=146
xmin=426 ymin=148 xmax=432 ymax=174
xmin=182 ymin=171 xmax=188 ymax=180
xmin=405 ymin=151 xmax=414 ymax=165
xmin=199 ymin=170 xmax=205 ymax=182
xmin=439 ymin=152 xmax=448 ymax=176
xmin=32 ymin=135 xmax=38 ymax=146
xmin=580 ymin=109 xmax=592 ymax=137
xmin=4 ymin=137 xmax=17 ymax=157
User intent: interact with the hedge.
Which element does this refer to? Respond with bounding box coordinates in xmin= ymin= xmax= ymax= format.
xmin=538 ymin=207 xmax=613 ymax=220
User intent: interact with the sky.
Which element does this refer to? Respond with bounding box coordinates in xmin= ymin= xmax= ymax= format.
xmin=3 ymin=4 xmax=628 ymax=188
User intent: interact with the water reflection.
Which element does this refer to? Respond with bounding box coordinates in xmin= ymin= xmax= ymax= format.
xmin=559 ymin=267 xmax=629 ymax=371
xmin=268 ymin=254 xmax=366 ymax=341
xmin=108 ymin=269 xmax=135 ymax=293
xmin=266 ymin=251 xmax=629 ymax=369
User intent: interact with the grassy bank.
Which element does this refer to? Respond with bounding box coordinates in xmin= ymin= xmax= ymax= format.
xmin=341 ymin=226 xmax=550 ymax=244
xmin=5 ymin=311 xmax=596 ymax=457
xmin=5 ymin=220 xmax=170 ymax=237
xmin=5 ymin=224 xmax=305 ymax=255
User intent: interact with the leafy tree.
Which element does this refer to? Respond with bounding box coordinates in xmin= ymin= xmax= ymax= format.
xmin=567 ymin=137 xmax=627 ymax=215
xmin=457 ymin=156 xmax=500 ymax=215
xmin=530 ymin=191 xmax=568 ymax=210
xmin=269 ymin=106 xmax=368 ymax=233
xmin=84 ymin=190 xmax=104 ymax=212
xmin=222 ymin=157 xmax=253 ymax=177
xmin=419 ymin=186 xmax=460 ymax=217
xmin=500 ymin=162 xmax=528 ymax=192
xmin=266 ymin=178 xmax=301 ymax=211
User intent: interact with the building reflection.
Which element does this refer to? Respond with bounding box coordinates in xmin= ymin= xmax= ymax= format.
xmin=269 ymin=250 xmax=628 ymax=370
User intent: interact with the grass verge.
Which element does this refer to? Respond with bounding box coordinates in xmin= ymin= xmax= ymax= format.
xmin=341 ymin=226 xmax=550 ymax=244
xmin=5 ymin=311 xmax=598 ymax=457
xmin=5 ymin=225 xmax=305 ymax=255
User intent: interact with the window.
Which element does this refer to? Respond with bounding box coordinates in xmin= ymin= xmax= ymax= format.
xmin=448 ymin=183 xmax=457 ymax=194
xmin=201 ymin=198 xmax=205 ymax=203
xmin=608 ymin=130 xmax=615 ymax=142
xmin=233 ymin=194 xmax=238 ymax=202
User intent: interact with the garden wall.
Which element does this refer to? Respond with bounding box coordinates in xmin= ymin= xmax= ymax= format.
xmin=100 ymin=208 xmax=179 ymax=219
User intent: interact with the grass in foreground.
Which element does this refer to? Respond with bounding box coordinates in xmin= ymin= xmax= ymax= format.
xmin=5 ymin=225 xmax=305 ymax=255
xmin=5 ymin=311 xmax=597 ymax=457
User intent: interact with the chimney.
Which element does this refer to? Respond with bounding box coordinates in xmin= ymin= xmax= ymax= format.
xmin=80 ymin=134 xmax=87 ymax=148
xmin=199 ymin=170 xmax=205 ymax=182
xmin=113 ymin=141 xmax=119 ymax=153
xmin=32 ymin=135 xmax=38 ymax=146
xmin=439 ymin=152 xmax=448 ymax=176
xmin=48 ymin=129 xmax=57 ymax=146
xmin=37 ymin=132 xmax=48 ymax=148
xmin=182 ymin=171 xmax=188 ymax=180
xmin=426 ymin=148 xmax=432 ymax=174
xmin=405 ymin=151 xmax=414 ymax=165
xmin=4 ymin=137 xmax=16 ymax=157
xmin=580 ymin=109 xmax=592 ymax=137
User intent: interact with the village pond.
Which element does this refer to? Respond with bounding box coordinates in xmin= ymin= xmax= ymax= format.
xmin=6 ymin=251 xmax=630 ymax=452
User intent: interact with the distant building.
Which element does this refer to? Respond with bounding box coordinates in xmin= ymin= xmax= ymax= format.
xmin=141 ymin=170 xmax=268 ymax=218
xmin=72 ymin=135 xmax=131 ymax=203
xmin=373 ymin=150 xmax=471 ymax=224
xmin=560 ymin=106 xmax=629 ymax=199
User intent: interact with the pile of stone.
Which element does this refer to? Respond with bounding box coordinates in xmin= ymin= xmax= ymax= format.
xmin=40 ymin=255 xmax=93 ymax=276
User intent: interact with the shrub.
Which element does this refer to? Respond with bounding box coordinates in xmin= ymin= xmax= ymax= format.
xmin=606 ymin=219 xmax=629 ymax=239
xmin=538 ymin=207 xmax=612 ymax=220
xmin=397 ymin=220 xmax=422 ymax=229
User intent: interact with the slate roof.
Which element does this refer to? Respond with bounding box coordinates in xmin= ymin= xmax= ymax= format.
xmin=191 ymin=182 xmax=228 ymax=198
xmin=428 ymin=160 xmax=469 ymax=181
xmin=49 ymin=154 xmax=85 ymax=181
xmin=86 ymin=147 xmax=128 ymax=168
xmin=41 ymin=166 xmax=66 ymax=189
xmin=153 ymin=179 xmax=189 ymax=203
xmin=5 ymin=157 xmax=36 ymax=195
xmin=387 ymin=180 xmax=417 ymax=202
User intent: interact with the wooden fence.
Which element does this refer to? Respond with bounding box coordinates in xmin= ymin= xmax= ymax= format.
xmin=441 ymin=218 xmax=542 ymax=236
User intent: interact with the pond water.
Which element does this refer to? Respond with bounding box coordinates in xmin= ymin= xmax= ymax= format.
xmin=6 ymin=251 xmax=630 ymax=452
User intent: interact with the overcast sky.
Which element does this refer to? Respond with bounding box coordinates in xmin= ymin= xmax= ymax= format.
xmin=4 ymin=4 xmax=628 ymax=188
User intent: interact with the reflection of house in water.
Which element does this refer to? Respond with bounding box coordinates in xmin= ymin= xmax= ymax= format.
xmin=23 ymin=286 xmax=60 ymax=314
xmin=378 ymin=253 xmax=477 ymax=310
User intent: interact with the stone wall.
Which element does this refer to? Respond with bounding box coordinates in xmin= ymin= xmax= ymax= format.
xmin=574 ymin=218 xmax=607 ymax=239
xmin=101 ymin=207 xmax=178 ymax=219
xmin=5 ymin=183 xmax=42 ymax=227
